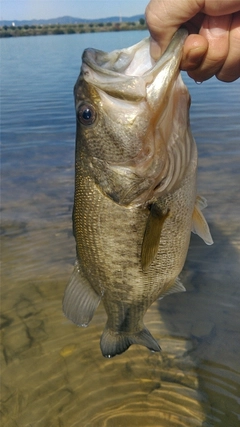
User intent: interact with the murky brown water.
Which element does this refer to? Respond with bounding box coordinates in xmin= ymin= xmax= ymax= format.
xmin=1 ymin=32 xmax=240 ymax=427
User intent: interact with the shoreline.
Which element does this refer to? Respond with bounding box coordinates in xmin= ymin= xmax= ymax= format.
xmin=0 ymin=21 xmax=147 ymax=38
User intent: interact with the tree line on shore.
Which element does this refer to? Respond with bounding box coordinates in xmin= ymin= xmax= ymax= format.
xmin=0 ymin=19 xmax=146 ymax=38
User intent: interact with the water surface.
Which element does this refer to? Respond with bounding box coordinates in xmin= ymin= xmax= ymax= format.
xmin=1 ymin=31 xmax=240 ymax=427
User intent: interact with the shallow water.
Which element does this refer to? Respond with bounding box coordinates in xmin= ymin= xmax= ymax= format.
xmin=1 ymin=31 xmax=240 ymax=427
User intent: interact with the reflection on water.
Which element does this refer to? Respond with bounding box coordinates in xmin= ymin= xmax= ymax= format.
xmin=1 ymin=32 xmax=240 ymax=426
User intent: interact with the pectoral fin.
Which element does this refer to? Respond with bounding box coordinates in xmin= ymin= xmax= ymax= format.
xmin=192 ymin=196 xmax=213 ymax=245
xmin=63 ymin=261 xmax=101 ymax=327
xmin=141 ymin=204 xmax=170 ymax=271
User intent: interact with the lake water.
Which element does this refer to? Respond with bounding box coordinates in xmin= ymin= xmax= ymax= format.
xmin=1 ymin=31 xmax=240 ymax=427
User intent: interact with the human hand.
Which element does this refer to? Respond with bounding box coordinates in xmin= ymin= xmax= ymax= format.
xmin=145 ymin=0 xmax=240 ymax=82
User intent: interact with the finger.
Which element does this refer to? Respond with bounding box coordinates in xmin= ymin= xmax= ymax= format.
xmin=145 ymin=0 xmax=203 ymax=59
xmin=203 ymin=0 xmax=240 ymax=16
xmin=216 ymin=11 xmax=240 ymax=82
xmin=187 ymin=14 xmax=232 ymax=81
xmin=145 ymin=0 xmax=240 ymax=61
xmin=180 ymin=34 xmax=208 ymax=71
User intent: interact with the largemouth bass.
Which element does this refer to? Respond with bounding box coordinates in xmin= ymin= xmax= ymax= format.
xmin=63 ymin=29 xmax=213 ymax=358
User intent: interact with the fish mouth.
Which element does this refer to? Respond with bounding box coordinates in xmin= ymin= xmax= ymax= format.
xmin=81 ymin=28 xmax=188 ymax=102
xmin=77 ymin=28 xmax=195 ymax=206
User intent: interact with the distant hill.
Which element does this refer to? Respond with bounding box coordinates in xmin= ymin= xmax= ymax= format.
xmin=0 ymin=15 xmax=145 ymax=27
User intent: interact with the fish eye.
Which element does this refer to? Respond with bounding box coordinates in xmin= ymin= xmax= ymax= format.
xmin=77 ymin=103 xmax=96 ymax=126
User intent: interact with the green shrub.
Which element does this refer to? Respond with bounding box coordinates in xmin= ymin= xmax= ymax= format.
xmin=113 ymin=23 xmax=120 ymax=31
xmin=0 ymin=32 xmax=12 ymax=37
xmin=52 ymin=29 xmax=65 ymax=35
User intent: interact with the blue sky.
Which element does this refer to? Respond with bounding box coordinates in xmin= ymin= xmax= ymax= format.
xmin=0 ymin=0 xmax=149 ymax=21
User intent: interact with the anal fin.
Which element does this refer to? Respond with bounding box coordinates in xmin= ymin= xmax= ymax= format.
xmin=141 ymin=204 xmax=169 ymax=272
xmin=63 ymin=261 xmax=101 ymax=327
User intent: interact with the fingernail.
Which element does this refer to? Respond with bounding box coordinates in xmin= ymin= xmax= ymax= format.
xmin=208 ymin=16 xmax=230 ymax=36
xmin=150 ymin=38 xmax=162 ymax=60
xmin=182 ymin=45 xmax=207 ymax=70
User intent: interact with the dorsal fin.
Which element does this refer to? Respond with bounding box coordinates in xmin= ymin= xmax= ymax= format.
xmin=141 ymin=204 xmax=170 ymax=272
xmin=158 ymin=277 xmax=186 ymax=300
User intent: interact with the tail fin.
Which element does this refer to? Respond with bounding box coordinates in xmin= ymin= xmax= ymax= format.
xmin=100 ymin=326 xmax=161 ymax=358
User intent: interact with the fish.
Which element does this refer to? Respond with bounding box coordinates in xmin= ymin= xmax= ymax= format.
xmin=63 ymin=29 xmax=213 ymax=358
